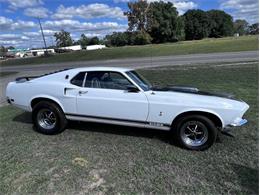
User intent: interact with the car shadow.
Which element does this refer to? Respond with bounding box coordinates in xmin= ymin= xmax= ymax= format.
xmin=231 ymin=163 xmax=259 ymax=194
xmin=12 ymin=111 xmax=173 ymax=145
xmin=13 ymin=111 xmax=32 ymax=124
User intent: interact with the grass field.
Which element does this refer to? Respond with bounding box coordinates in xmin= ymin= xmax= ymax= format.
xmin=0 ymin=35 xmax=258 ymax=66
xmin=0 ymin=62 xmax=258 ymax=194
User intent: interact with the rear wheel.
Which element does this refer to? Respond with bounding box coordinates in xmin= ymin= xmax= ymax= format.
xmin=32 ymin=101 xmax=67 ymax=135
xmin=173 ymin=115 xmax=217 ymax=150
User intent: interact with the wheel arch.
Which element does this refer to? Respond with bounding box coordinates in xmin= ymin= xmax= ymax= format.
xmin=171 ymin=110 xmax=224 ymax=129
xmin=30 ymin=95 xmax=65 ymax=112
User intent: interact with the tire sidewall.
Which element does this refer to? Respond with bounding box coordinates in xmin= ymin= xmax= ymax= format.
xmin=174 ymin=115 xmax=217 ymax=150
xmin=32 ymin=101 xmax=66 ymax=135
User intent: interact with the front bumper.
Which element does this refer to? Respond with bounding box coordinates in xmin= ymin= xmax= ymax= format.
xmin=221 ymin=118 xmax=248 ymax=137
xmin=229 ymin=118 xmax=248 ymax=127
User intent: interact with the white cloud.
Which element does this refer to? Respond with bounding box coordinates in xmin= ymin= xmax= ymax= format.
xmin=220 ymin=0 xmax=259 ymax=23
xmin=114 ymin=0 xmax=130 ymax=2
xmin=172 ymin=1 xmax=197 ymax=14
xmin=0 ymin=16 xmax=13 ymax=29
xmin=0 ymin=32 xmax=53 ymax=48
xmin=0 ymin=16 xmax=36 ymax=31
xmin=2 ymin=0 xmax=43 ymax=10
xmin=0 ymin=19 xmax=128 ymax=47
xmin=52 ymin=3 xmax=125 ymax=20
xmin=43 ymin=19 xmax=127 ymax=34
xmin=114 ymin=0 xmax=197 ymax=15
xmin=24 ymin=7 xmax=50 ymax=18
xmin=0 ymin=33 xmax=30 ymax=46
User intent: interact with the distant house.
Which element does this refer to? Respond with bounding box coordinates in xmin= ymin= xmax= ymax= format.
xmin=234 ymin=33 xmax=240 ymax=37
xmin=86 ymin=45 xmax=106 ymax=51
xmin=30 ymin=49 xmax=55 ymax=56
xmin=60 ymin=45 xmax=82 ymax=51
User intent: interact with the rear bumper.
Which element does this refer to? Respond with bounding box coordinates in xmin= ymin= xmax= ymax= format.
xmin=6 ymin=97 xmax=31 ymax=111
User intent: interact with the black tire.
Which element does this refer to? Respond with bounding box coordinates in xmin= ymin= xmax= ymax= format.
xmin=32 ymin=101 xmax=67 ymax=135
xmin=172 ymin=115 xmax=217 ymax=150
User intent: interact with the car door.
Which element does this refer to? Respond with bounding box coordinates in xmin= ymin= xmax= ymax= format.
xmin=76 ymin=71 xmax=149 ymax=122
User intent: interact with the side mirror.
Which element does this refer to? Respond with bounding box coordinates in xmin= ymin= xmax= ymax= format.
xmin=126 ymin=85 xmax=139 ymax=93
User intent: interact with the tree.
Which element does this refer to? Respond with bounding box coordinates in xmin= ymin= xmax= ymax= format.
xmin=105 ymin=32 xmax=129 ymax=47
xmin=147 ymin=1 xmax=182 ymax=43
xmin=233 ymin=19 xmax=249 ymax=35
xmin=133 ymin=31 xmax=152 ymax=45
xmin=105 ymin=31 xmax=151 ymax=47
xmin=183 ymin=9 xmax=211 ymax=40
xmin=125 ymin=0 xmax=184 ymax=43
xmin=54 ymin=30 xmax=73 ymax=47
xmin=89 ymin=36 xmax=99 ymax=45
xmin=207 ymin=10 xmax=234 ymax=38
xmin=0 ymin=46 xmax=7 ymax=52
xmin=124 ymin=0 xmax=150 ymax=32
xmin=78 ymin=34 xmax=90 ymax=47
xmin=7 ymin=46 xmax=15 ymax=50
xmin=249 ymin=23 xmax=259 ymax=35
xmin=0 ymin=45 xmax=8 ymax=57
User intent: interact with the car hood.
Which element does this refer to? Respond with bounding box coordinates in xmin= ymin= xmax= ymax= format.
xmin=148 ymin=85 xmax=250 ymax=113
xmin=151 ymin=86 xmax=236 ymax=100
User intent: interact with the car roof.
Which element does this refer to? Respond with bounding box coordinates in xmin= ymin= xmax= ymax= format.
xmin=71 ymin=67 xmax=134 ymax=73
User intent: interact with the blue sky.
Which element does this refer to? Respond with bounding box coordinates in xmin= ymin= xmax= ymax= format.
xmin=0 ymin=0 xmax=258 ymax=48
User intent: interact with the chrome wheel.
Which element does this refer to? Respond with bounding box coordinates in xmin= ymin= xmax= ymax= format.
xmin=180 ymin=121 xmax=208 ymax=147
xmin=37 ymin=109 xmax=56 ymax=130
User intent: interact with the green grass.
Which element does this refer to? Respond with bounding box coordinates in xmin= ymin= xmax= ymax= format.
xmin=1 ymin=35 xmax=258 ymax=66
xmin=0 ymin=62 xmax=258 ymax=194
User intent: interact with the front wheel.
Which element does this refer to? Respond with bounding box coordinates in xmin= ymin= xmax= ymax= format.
xmin=173 ymin=115 xmax=217 ymax=150
xmin=32 ymin=101 xmax=67 ymax=135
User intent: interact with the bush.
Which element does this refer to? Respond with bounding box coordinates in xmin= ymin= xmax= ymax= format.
xmin=133 ymin=31 xmax=152 ymax=45
xmin=105 ymin=31 xmax=152 ymax=47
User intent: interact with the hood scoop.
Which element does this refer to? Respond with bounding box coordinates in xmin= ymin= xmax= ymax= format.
xmin=167 ymin=86 xmax=199 ymax=93
xmin=152 ymin=85 xmax=199 ymax=93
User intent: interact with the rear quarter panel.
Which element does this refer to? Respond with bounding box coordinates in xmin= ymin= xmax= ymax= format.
xmin=6 ymin=80 xmax=77 ymax=113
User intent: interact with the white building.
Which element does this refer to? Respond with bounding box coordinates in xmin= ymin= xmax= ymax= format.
xmin=86 ymin=45 xmax=106 ymax=50
xmin=30 ymin=49 xmax=55 ymax=56
xmin=60 ymin=45 xmax=82 ymax=51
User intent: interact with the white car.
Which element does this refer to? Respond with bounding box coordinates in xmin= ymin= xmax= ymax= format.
xmin=6 ymin=67 xmax=249 ymax=150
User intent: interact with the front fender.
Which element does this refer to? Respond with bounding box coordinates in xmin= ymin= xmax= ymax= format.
xmin=173 ymin=108 xmax=225 ymax=128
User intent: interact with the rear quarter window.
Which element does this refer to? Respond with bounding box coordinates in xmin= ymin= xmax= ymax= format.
xmin=70 ymin=72 xmax=86 ymax=87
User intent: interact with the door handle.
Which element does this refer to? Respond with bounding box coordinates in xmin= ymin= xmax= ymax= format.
xmin=79 ymin=90 xmax=88 ymax=95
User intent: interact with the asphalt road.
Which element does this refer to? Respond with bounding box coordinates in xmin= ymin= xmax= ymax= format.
xmin=0 ymin=51 xmax=258 ymax=106
xmin=1 ymin=51 xmax=258 ymax=72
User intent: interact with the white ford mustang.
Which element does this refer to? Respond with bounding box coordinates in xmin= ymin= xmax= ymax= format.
xmin=6 ymin=67 xmax=249 ymax=150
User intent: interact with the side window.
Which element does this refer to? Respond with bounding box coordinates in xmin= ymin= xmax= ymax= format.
xmin=84 ymin=71 xmax=133 ymax=90
xmin=71 ymin=72 xmax=86 ymax=87
xmin=106 ymin=72 xmax=132 ymax=90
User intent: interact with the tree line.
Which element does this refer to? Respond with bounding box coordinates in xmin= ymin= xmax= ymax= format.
xmin=106 ymin=0 xmax=258 ymax=46
xmin=1 ymin=0 xmax=258 ymax=51
xmin=53 ymin=0 xmax=258 ymax=48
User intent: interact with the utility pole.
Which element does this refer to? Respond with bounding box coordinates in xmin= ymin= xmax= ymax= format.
xmin=37 ymin=17 xmax=48 ymax=55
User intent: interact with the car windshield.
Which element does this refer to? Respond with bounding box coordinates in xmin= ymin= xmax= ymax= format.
xmin=126 ymin=70 xmax=152 ymax=91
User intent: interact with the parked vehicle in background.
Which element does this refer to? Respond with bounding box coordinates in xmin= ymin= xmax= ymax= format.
xmin=6 ymin=67 xmax=249 ymax=150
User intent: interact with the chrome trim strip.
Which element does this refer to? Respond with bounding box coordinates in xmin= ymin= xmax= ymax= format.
xmin=66 ymin=115 xmax=171 ymax=131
